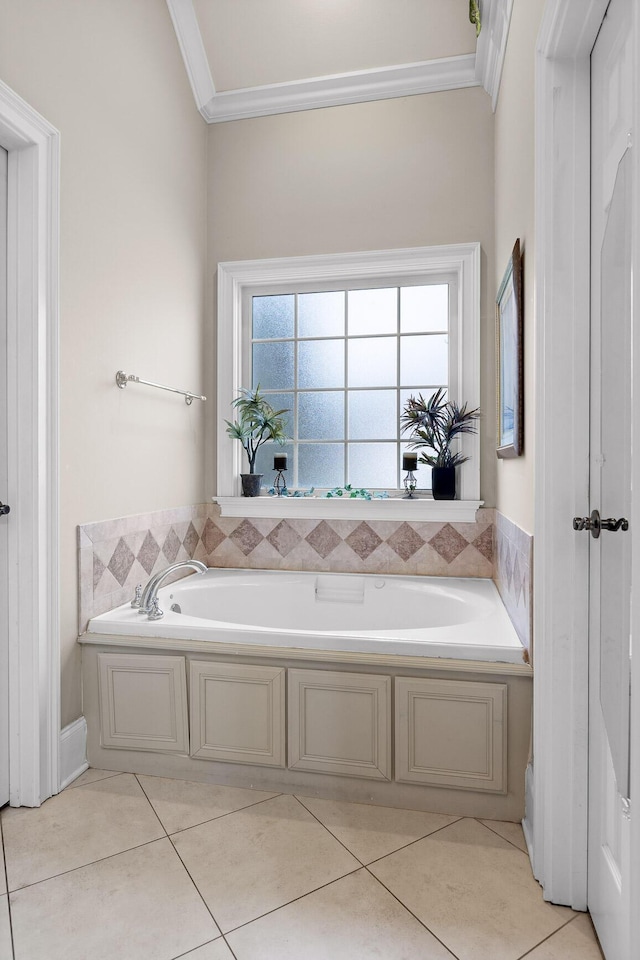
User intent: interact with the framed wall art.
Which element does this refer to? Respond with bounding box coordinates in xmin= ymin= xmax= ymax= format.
xmin=496 ymin=239 xmax=524 ymax=458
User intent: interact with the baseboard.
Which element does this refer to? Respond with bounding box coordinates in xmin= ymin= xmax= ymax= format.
xmin=59 ymin=716 xmax=88 ymax=791
xmin=522 ymin=761 xmax=535 ymax=873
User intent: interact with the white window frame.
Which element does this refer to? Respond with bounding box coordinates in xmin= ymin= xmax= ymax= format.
xmin=216 ymin=244 xmax=481 ymax=519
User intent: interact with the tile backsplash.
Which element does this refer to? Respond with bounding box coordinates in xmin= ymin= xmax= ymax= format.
xmin=494 ymin=512 xmax=533 ymax=660
xmin=78 ymin=503 xmax=495 ymax=632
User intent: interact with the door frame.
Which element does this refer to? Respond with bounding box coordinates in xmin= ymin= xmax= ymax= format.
xmin=533 ymin=0 xmax=640 ymax=930
xmin=0 ymin=80 xmax=60 ymax=806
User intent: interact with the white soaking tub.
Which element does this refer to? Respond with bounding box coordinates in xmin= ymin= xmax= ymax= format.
xmin=87 ymin=568 xmax=525 ymax=664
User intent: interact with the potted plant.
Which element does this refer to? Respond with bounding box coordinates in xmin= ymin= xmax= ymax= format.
xmin=401 ymin=387 xmax=480 ymax=500
xmin=225 ymin=386 xmax=289 ymax=497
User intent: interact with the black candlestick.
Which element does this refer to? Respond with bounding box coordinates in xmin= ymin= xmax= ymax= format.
xmin=402 ymin=454 xmax=418 ymax=499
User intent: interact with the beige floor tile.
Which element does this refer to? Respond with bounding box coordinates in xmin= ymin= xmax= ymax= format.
xmin=297 ymin=795 xmax=459 ymax=863
xmin=137 ymin=775 xmax=278 ymax=834
xmin=524 ymin=913 xmax=605 ymax=959
xmin=178 ymin=939 xmax=235 ymax=959
xmin=2 ymin=773 xmax=164 ymax=890
xmin=227 ymin=869 xmax=456 ymax=960
xmin=369 ymin=818 xmax=574 ymax=960
xmin=0 ymin=821 xmax=5 ymax=896
xmin=171 ymin=794 xmax=359 ymax=933
xmin=480 ymin=818 xmax=528 ymax=853
xmin=0 ymin=895 xmax=11 ymax=960
xmin=9 ymin=838 xmax=219 ymax=960
xmin=65 ymin=768 xmax=123 ymax=790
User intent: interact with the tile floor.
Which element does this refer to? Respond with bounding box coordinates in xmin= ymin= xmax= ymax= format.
xmin=0 ymin=769 xmax=604 ymax=960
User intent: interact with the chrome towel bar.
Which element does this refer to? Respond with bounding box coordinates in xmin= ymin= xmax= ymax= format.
xmin=116 ymin=370 xmax=206 ymax=405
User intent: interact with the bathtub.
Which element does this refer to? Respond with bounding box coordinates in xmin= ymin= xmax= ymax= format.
xmin=87 ymin=568 xmax=525 ymax=664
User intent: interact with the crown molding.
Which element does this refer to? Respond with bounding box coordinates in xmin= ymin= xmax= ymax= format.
xmin=166 ymin=1 xmax=479 ymax=123
xmin=475 ymin=0 xmax=514 ymax=111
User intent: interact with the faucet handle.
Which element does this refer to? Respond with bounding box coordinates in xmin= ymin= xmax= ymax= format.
xmin=131 ymin=584 xmax=143 ymax=608
xmin=147 ymin=597 xmax=164 ymax=621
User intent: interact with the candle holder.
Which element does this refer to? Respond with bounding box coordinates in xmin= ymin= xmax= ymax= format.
xmin=273 ymin=454 xmax=288 ymax=497
xmin=402 ymin=454 xmax=418 ymax=499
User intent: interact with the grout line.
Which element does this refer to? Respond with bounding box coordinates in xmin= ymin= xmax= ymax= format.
xmin=66 ymin=770 xmax=124 ymax=790
xmin=0 ymin=815 xmax=16 ymax=960
xmin=363 ymin=815 xmax=464 ymax=869
xmin=292 ymin=795 xmax=365 ymax=867
xmin=167 ymin=833 xmax=224 ymax=934
xmin=221 ymin=866 xmax=364 ymax=938
xmin=364 ymin=866 xmax=463 ymax=960
xmin=134 ymin=775 xmax=170 ymax=837
xmin=514 ymin=914 xmax=588 ymax=959
xmin=473 ymin=817 xmax=529 ymax=855
xmin=170 ymin=934 xmax=234 ymax=960
xmin=165 ymin=791 xmax=284 ymax=840
xmin=3 ymin=835 xmax=169 ymax=894
xmin=222 ymin=935 xmax=240 ymax=960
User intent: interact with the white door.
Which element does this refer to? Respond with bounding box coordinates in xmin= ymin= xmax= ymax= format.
xmin=0 ymin=145 xmax=8 ymax=808
xmin=588 ymin=0 xmax=633 ymax=955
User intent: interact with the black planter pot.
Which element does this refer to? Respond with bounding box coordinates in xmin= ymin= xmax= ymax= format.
xmin=240 ymin=473 xmax=263 ymax=497
xmin=432 ymin=466 xmax=456 ymax=500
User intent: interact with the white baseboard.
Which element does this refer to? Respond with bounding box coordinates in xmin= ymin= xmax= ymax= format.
xmin=59 ymin=717 xmax=88 ymax=791
xmin=522 ymin=761 xmax=535 ymax=873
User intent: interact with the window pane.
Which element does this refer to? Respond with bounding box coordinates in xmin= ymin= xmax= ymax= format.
xmin=400 ymin=285 xmax=449 ymax=333
xmin=254 ymin=442 xmax=294 ymax=480
xmin=348 ymin=390 xmax=397 ymax=439
xmin=348 ymin=288 xmax=397 ymax=335
xmin=253 ymin=341 xmax=294 ymax=390
xmin=400 ymin=334 xmax=448 ymax=386
xmin=298 ymin=340 xmax=344 ymax=388
xmin=298 ymin=443 xmax=344 ymax=487
xmin=299 ymin=392 xmax=344 ymax=440
xmin=252 ymin=295 xmax=294 ymax=339
xmin=298 ymin=292 xmax=344 ymax=338
xmin=260 ymin=392 xmax=294 ymax=438
xmin=348 ymin=337 xmax=396 ymax=387
xmin=348 ymin=443 xmax=397 ymax=488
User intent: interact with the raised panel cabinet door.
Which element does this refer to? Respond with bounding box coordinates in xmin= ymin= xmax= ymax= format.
xmin=97 ymin=653 xmax=189 ymax=753
xmin=395 ymin=677 xmax=507 ymax=793
xmin=190 ymin=660 xmax=285 ymax=767
xmin=288 ymin=669 xmax=391 ymax=780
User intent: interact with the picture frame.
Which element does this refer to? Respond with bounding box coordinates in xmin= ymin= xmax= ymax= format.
xmin=496 ymin=239 xmax=524 ymax=458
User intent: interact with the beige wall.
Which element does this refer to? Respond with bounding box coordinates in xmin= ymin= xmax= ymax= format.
xmin=206 ymin=88 xmax=496 ymax=502
xmin=0 ymin=0 xmax=207 ymax=726
xmin=494 ymin=0 xmax=547 ymax=534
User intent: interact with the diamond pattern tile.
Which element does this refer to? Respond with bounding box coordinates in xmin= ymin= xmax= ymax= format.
xmin=107 ymin=537 xmax=136 ymax=586
xmin=386 ymin=522 xmax=425 ymax=561
xmin=267 ymin=520 xmax=302 ymax=557
xmin=92 ymin=554 xmax=105 ymax=590
xmin=137 ymin=531 xmax=160 ymax=576
xmin=162 ymin=527 xmax=182 ymax=563
xmin=230 ymin=519 xmax=264 ymax=556
xmin=305 ymin=521 xmax=341 ymax=558
xmin=183 ymin=522 xmax=201 ymax=557
xmin=473 ymin=525 xmax=494 ymax=562
xmin=345 ymin=522 xmax=383 ymax=560
xmin=202 ymin=518 xmax=226 ymax=554
xmin=428 ymin=524 xmax=469 ymax=563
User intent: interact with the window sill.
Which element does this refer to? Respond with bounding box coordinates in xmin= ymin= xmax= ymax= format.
xmin=212 ymin=496 xmax=484 ymax=522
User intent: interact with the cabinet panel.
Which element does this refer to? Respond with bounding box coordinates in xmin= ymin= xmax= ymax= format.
xmin=97 ymin=653 xmax=188 ymax=753
xmin=288 ymin=669 xmax=391 ymax=780
xmin=395 ymin=677 xmax=507 ymax=793
xmin=190 ymin=661 xmax=285 ymax=767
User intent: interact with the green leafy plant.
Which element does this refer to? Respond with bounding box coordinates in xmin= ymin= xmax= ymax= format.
xmin=225 ymin=385 xmax=289 ymax=474
xmin=401 ymin=388 xmax=480 ymax=468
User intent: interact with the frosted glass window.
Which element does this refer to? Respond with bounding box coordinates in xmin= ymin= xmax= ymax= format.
xmin=252 ymin=295 xmax=294 ymax=339
xmin=298 ymin=340 xmax=344 ymax=388
xmin=299 ymin=392 xmax=344 ymax=440
xmin=400 ymin=334 xmax=448 ymax=386
xmin=299 ymin=292 xmax=344 ymax=338
xmin=298 ymin=444 xmax=344 ymax=487
xmin=349 ymin=443 xmax=397 ymax=488
xmin=348 ymin=390 xmax=397 ymax=440
xmin=348 ymin=337 xmax=396 ymax=387
xmin=261 ymin=392 xmax=294 ymax=437
xmin=348 ymin=288 xmax=397 ymax=335
xmin=253 ymin=341 xmax=294 ymax=390
xmin=401 ymin=285 xmax=448 ymax=333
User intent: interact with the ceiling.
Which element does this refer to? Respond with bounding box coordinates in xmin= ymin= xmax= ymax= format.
xmin=191 ymin=0 xmax=476 ymax=92
xmin=167 ymin=0 xmax=511 ymax=123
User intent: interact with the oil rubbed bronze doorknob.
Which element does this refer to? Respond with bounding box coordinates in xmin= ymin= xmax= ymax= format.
xmin=572 ymin=509 xmax=629 ymax=539
xmin=0 ymin=501 xmax=10 ymax=517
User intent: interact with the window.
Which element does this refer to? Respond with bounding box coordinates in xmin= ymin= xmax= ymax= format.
xmin=217 ymin=244 xmax=480 ymax=505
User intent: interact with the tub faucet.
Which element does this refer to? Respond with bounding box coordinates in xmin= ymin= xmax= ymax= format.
xmin=137 ymin=559 xmax=207 ymax=620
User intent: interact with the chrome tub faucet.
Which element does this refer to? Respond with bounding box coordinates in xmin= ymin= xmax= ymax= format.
xmin=133 ymin=559 xmax=207 ymax=620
